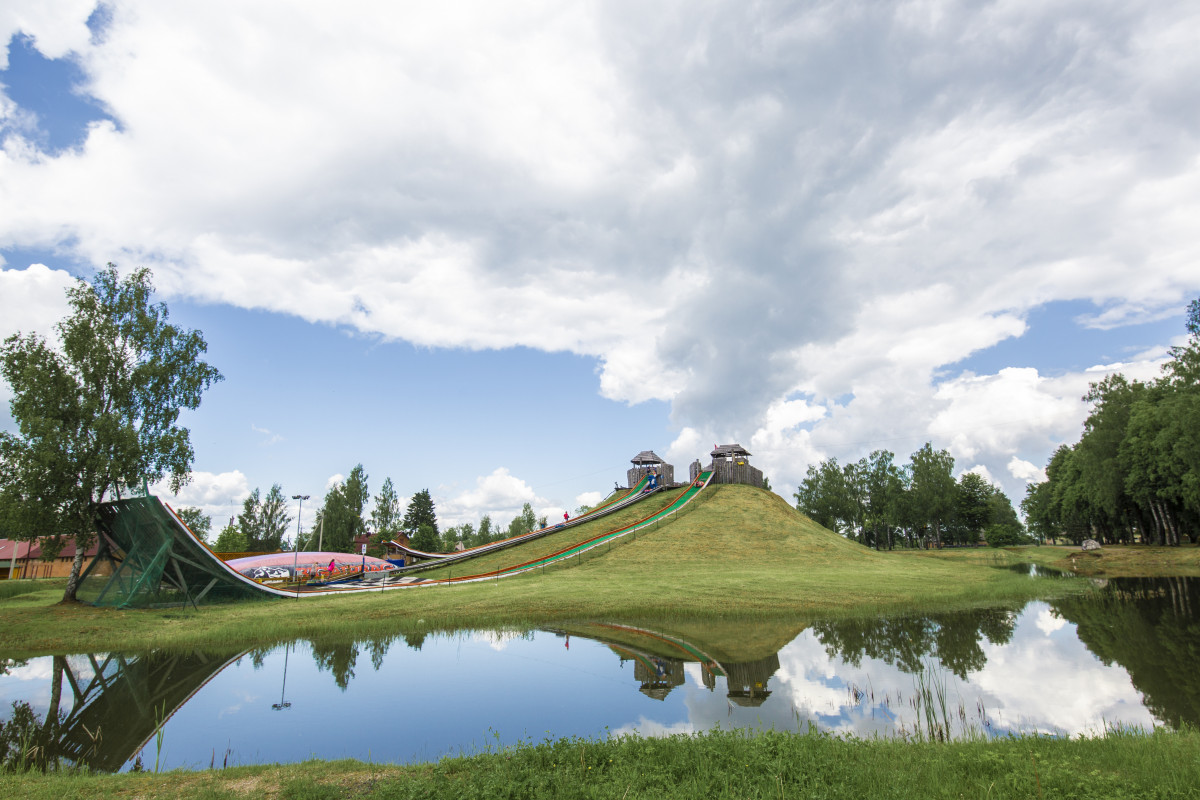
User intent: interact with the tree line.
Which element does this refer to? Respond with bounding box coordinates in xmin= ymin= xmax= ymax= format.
xmin=1022 ymin=300 xmax=1200 ymax=546
xmin=794 ymin=443 xmax=1024 ymax=549
xmin=185 ymin=468 xmax=554 ymax=558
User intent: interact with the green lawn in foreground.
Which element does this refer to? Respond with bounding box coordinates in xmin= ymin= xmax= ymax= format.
xmin=0 ymin=486 xmax=1086 ymax=657
xmin=3 ymin=727 xmax=1197 ymax=799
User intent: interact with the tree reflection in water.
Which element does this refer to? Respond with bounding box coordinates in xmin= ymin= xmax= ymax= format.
xmin=811 ymin=607 xmax=1017 ymax=679
xmin=1053 ymin=576 xmax=1199 ymax=730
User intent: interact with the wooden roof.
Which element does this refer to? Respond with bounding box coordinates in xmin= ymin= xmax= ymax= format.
xmin=631 ymin=450 xmax=665 ymax=464
xmin=711 ymin=443 xmax=752 ymax=457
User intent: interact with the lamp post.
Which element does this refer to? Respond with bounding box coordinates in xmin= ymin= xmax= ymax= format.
xmin=291 ymin=494 xmax=309 ymax=598
xmin=272 ymin=642 xmax=292 ymax=710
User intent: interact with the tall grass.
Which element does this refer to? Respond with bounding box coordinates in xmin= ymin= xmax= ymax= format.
xmin=2 ymin=726 xmax=1197 ymax=798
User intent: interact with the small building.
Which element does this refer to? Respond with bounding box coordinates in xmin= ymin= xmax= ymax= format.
xmin=628 ymin=450 xmax=675 ymax=488
xmin=691 ymin=443 xmax=764 ymax=488
xmin=0 ymin=537 xmax=99 ymax=580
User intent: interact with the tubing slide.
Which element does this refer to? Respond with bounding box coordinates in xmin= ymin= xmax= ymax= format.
xmin=389 ymin=474 xmax=657 ymax=566
xmin=407 ymin=471 xmax=713 ymax=586
xmin=80 ymin=471 xmax=710 ymax=607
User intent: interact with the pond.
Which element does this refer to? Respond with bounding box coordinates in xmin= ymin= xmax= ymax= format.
xmin=1 ymin=576 xmax=1196 ymax=772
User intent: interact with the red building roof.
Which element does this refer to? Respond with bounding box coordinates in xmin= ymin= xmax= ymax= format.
xmin=0 ymin=537 xmax=99 ymax=560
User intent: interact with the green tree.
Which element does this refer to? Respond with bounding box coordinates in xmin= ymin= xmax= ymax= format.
xmin=410 ymin=523 xmax=439 ymax=553
xmin=0 ymin=265 xmax=222 ymax=601
xmin=859 ymin=450 xmax=906 ymax=550
xmin=401 ymin=489 xmax=439 ymax=539
xmin=476 ymin=514 xmax=495 ymax=545
xmin=955 ymin=472 xmax=992 ymax=545
xmin=794 ymin=458 xmax=853 ymax=534
xmin=212 ymin=522 xmax=247 ymax=552
xmin=175 ymin=507 xmax=212 ymax=542
xmin=256 ymin=484 xmax=292 ymax=550
xmin=232 ymin=484 xmax=292 ymax=551
xmin=909 ymin=443 xmax=956 ymax=548
xmin=314 ymin=465 xmax=369 ymax=553
xmin=506 ymin=502 xmax=538 ymax=538
xmin=370 ymin=477 xmax=403 ymax=539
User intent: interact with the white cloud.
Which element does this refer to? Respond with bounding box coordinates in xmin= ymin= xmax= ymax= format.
xmin=1035 ymin=609 xmax=1067 ymax=636
xmin=961 ymin=464 xmax=997 ymax=485
xmin=0 ymin=263 xmax=74 ymax=342
xmin=153 ymin=469 xmax=251 ymax=530
xmin=0 ymin=1 xmax=95 ymax=68
xmin=250 ymin=423 xmax=284 ymax=446
xmin=3 ymin=0 xmax=1199 ymax=498
xmin=1008 ymin=456 xmax=1045 ymax=484
xmin=437 ymin=467 xmax=547 ymax=527
xmin=575 ymin=491 xmax=604 ymax=509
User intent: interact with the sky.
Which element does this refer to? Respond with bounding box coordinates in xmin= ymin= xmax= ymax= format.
xmin=2 ymin=1 xmax=1199 ymax=541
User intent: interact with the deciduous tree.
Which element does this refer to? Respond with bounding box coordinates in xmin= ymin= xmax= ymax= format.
xmin=0 ymin=265 xmax=222 ymax=601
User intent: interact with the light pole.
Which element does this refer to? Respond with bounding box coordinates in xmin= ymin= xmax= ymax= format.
xmin=291 ymin=494 xmax=309 ymax=597
xmin=272 ymin=642 xmax=292 ymax=710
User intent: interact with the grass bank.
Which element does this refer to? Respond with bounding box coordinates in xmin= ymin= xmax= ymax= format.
xmin=3 ymin=727 xmax=1197 ymax=799
xmin=0 ymin=487 xmax=1085 ymax=656
xmin=905 ymin=542 xmax=1200 ymax=577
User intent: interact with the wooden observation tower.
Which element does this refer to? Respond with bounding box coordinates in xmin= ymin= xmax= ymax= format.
xmin=628 ymin=450 xmax=674 ymax=488
xmin=690 ymin=443 xmax=763 ymax=488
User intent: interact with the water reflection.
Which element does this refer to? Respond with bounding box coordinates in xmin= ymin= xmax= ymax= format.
xmin=0 ymin=576 xmax=1195 ymax=771
xmin=1052 ymin=577 xmax=1199 ymax=731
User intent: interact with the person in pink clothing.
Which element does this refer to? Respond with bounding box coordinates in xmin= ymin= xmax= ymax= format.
xmin=328 ymin=558 xmax=336 ymax=575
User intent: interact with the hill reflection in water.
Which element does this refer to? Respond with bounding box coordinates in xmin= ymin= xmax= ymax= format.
xmin=0 ymin=577 xmax=1195 ymax=772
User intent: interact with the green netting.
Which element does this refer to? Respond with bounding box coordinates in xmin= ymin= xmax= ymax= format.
xmin=78 ymin=497 xmax=273 ymax=608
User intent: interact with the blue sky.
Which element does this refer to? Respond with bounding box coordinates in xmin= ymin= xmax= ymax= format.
xmin=2 ymin=1 xmax=1199 ymax=537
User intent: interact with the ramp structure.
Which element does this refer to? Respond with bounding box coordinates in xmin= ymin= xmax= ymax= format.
xmin=75 ymin=467 xmax=715 ymax=606
xmin=389 ymin=474 xmax=656 ymax=568
xmin=79 ymin=497 xmax=281 ymax=608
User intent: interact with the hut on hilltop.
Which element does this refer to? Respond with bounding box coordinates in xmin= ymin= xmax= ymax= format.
xmin=690 ymin=443 xmax=764 ymax=488
xmin=628 ymin=450 xmax=675 ymax=488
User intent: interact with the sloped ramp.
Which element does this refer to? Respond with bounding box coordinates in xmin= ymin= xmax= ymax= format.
xmin=390 ymin=475 xmax=656 ymax=567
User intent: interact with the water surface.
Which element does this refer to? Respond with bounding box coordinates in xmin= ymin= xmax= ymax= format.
xmin=1 ymin=576 xmax=1195 ymax=771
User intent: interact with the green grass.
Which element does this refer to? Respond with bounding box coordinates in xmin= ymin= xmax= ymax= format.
xmin=3 ymin=726 xmax=1197 ymax=799
xmin=0 ymin=487 xmax=1085 ymax=657
xmin=904 ymin=542 xmax=1200 ymax=577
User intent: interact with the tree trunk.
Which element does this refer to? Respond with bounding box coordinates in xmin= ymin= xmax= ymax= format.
xmin=61 ymin=535 xmax=87 ymax=603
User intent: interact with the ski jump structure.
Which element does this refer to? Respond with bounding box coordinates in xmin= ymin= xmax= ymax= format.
xmin=80 ymin=470 xmax=713 ymax=608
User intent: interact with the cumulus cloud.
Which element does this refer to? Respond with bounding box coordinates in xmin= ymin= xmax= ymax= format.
xmin=0 ymin=263 xmax=73 ymax=342
xmin=153 ymin=469 xmax=251 ymax=529
xmin=437 ymin=467 xmax=547 ymax=528
xmin=3 ymin=0 xmax=1199 ymax=501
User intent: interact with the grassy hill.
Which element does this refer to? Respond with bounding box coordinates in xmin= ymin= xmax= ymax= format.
xmin=413 ymin=486 xmax=684 ymax=580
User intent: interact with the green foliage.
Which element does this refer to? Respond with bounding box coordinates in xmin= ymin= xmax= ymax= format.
xmin=410 ymin=523 xmax=439 ymax=553
xmin=212 ymin=524 xmax=248 ymax=553
xmin=795 ymin=447 xmax=1008 ymax=550
xmin=175 ymin=507 xmax=212 ymax=542
xmin=401 ymin=489 xmax=438 ymax=538
xmin=909 ymin=443 xmax=956 ymax=547
xmin=0 ymin=265 xmax=222 ymax=601
xmin=506 ymin=502 xmax=538 ymax=538
xmin=370 ymin=477 xmax=403 ymax=538
xmin=984 ymin=524 xmax=1025 ymax=548
xmin=1026 ymin=298 xmax=1200 ymax=546
xmin=315 ymin=465 xmax=369 ymax=553
xmin=234 ymin=484 xmax=292 ymax=551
